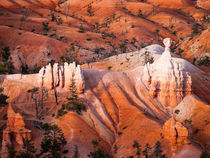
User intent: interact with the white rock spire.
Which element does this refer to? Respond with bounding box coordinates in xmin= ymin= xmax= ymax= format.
xmin=142 ymin=38 xmax=192 ymax=107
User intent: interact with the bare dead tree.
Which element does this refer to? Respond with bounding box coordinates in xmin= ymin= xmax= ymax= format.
xmin=28 ymin=87 xmax=48 ymax=120
xmin=64 ymin=1 xmax=70 ymax=19
xmin=50 ymin=60 xmax=58 ymax=105
xmin=39 ymin=87 xmax=48 ymax=119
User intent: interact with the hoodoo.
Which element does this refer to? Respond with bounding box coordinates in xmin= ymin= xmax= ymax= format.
xmin=143 ymin=38 xmax=192 ymax=107
xmin=38 ymin=62 xmax=85 ymax=93
xmin=1 ymin=105 xmax=31 ymax=158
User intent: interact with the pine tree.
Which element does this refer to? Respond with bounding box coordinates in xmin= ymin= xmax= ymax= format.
xmin=40 ymin=124 xmax=67 ymax=158
xmin=16 ymin=138 xmax=36 ymax=158
xmin=0 ymin=88 xmax=8 ymax=108
xmin=133 ymin=140 xmax=141 ymax=158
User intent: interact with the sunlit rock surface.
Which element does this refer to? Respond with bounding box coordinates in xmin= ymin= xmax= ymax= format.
xmin=143 ymin=38 xmax=192 ymax=107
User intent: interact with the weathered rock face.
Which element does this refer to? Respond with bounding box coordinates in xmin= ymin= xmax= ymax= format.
xmin=142 ymin=38 xmax=192 ymax=107
xmin=163 ymin=117 xmax=189 ymax=151
xmin=1 ymin=105 xmax=31 ymax=157
xmin=38 ymin=62 xmax=85 ymax=93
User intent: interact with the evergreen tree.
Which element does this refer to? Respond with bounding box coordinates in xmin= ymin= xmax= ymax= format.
xmin=143 ymin=143 xmax=152 ymax=158
xmin=0 ymin=88 xmax=8 ymax=108
xmin=65 ymin=73 xmax=86 ymax=115
xmin=40 ymin=124 xmax=67 ymax=158
xmin=154 ymin=141 xmax=166 ymax=158
xmin=133 ymin=140 xmax=141 ymax=158
xmin=8 ymin=144 xmax=16 ymax=158
xmin=16 ymin=138 xmax=36 ymax=158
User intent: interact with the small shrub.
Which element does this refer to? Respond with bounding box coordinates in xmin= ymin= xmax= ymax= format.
xmin=2 ymin=46 xmax=10 ymax=61
xmin=138 ymin=9 xmax=143 ymax=17
xmin=78 ymin=24 xmax=85 ymax=33
xmin=107 ymin=66 xmax=112 ymax=70
xmin=87 ymin=4 xmax=94 ymax=16
xmin=174 ymin=109 xmax=180 ymax=114
xmin=42 ymin=22 xmax=49 ymax=31
xmin=200 ymin=151 xmax=210 ymax=158
xmin=0 ymin=88 xmax=9 ymax=108
xmin=197 ymin=56 xmax=210 ymax=66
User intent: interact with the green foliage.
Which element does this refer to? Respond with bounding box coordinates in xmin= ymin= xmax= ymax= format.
xmin=155 ymin=29 xmax=159 ymax=34
xmin=72 ymin=145 xmax=79 ymax=158
xmin=141 ymin=50 xmax=154 ymax=64
xmin=51 ymin=12 xmax=56 ymax=22
xmin=0 ymin=88 xmax=9 ymax=108
xmin=119 ymin=43 xmax=127 ymax=53
xmin=57 ymin=74 xmax=86 ymax=116
xmin=192 ymin=23 xmax=200 ymax=35
xmin=88 ymin=148 xmax=109 ymax=158
xmin=174 ymin=109 xmax=180 ymax=114
xmin=184 ymin=119 xmax=192 ymax=125
xmin=87 ymin=4 xmax=94 ymax=16
xmin=138 ymin=9 xmax=143 ymax=17
xmin=42 ymin=22 xmax=49 ymax=32
xmin=87 ymin=140 xmax=109 ymax=158
xmin=28 ymin=87 xmax=39 ymax=94
xmin=8 ymin=144 xmax=16 ymax=158
xmin=56 ymin=16 xmax=63 ymax=25
xmin=16 ymin=138 xmax=36 ymax=158
xmin=107 ymin=66 xmax=112 ymax=70
xmin=133 ymin=140 xmax=141 ymax=158
xmin=197 ymin=56 xmax=210 ymax=66
xmin=154 ymin=141 xmax=166 ymax=158
xmin=178 ymin=48 xmax=184 ymax=55
xmin=200 ymin=151 xmax=210 ymax=158
xmin=21 ymin=64 xmax=29 ymax=74
xmin=114 ymin=144 xmax=118 ymax=154
xmin=78 ymin=24 xmax=85 ymax=33
xmin=56 ymin=104 xmax=67 ymax=118
xmin=40 ymin=124 xmax=67 ymax=158
xmin=143 ymin=143 xmax=152 ymax=158
xmin=2 ymin=46 xmax=10 ymax=61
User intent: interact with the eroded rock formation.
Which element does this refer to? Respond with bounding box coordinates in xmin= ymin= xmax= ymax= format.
xmin=1 ymin=104 xmax=31 ymax=157
xmin=142 ymin=38 xmax=192 ymax=107
xmin=163 ymin=117 xmax=189 ymax=151
xmin=38 ymin=62 xmax=85 ymax=93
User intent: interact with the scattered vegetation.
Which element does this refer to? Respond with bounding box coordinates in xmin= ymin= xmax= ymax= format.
xmin=78 ymin=24 xmax=85 ymax=33
xmin=200 ymin=151 xmax=210 ymax=158
xmin=141 ymin=50 xmax=154 ymax=64
xmin=2 ymin=46 xmax=10 ymax=61
xmin=88 ymin=140 xmax=109 ymax=158
xmin=0 ymin=88 xmax=8 ymax=108
xmin=128 ymin=140 xmax=166 ymax=158
xmin=87 ymin=4 xmax=94 ymax=16
xmin=133 ymin=140 xmax=142 ymax=158
xmin=0 ymin=46 xmax=14 ymax=74
xmin=174 ymin=109 xmax=180 ymax=114
xmin=197 ymin=56 xmax=210 ymax=66
xmin=138 ymin=9 xmax=143 ymax=17
xmin=107 ymin=66 xmax=112 ymax=70
xmin=42 ymin=22 xmax=49 ymax=32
